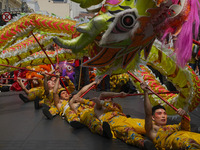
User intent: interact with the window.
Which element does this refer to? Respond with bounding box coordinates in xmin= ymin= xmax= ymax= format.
xmin=0 ymin=2 xmax=2 ymax=10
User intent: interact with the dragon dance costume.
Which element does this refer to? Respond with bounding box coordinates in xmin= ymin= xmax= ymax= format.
xmin=56 ymin=95 xmax=147 ymax=148
xmin=27 ymin=79 xmax=44 ymax=101
xmin=60 ymin=98 xmax=147 ymax=148
xmin=59 ymin=99 xmax=106 ymax=135
xmin=99 ymin=100 xmax=146 ymax=149
xmin=153 ymin=116 xmax=200 ymax=149
xmin=44 ymin=79 xmax=75 ymax=116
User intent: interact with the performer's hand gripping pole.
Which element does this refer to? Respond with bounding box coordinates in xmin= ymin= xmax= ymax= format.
xmin=31 ymin=32 xmax=70 ymax=94
xmin=127 ymin=71 xmax=190 ymax=121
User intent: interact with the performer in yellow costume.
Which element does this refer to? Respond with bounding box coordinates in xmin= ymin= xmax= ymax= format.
xmin=41 ymin=71 xmax=75 ymax=119
xmin=141 ymin=82 xmax=200 ymax=150
xmin=53 ymin=72 xmax=113 ymax=138
xmin=17 ymin=65 xmax=53 ymax=106
xmin=27 ymin=86 xmax=44 ymax=101
xmin=20 ymin=65 xmax=52 ymax=103
xmin=17 ymin=77 xmax=44 ymax=102
xmin=91 ymin=92 xmax=152 ymax=150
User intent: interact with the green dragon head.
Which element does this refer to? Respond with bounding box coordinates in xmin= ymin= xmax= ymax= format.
xmin=54 ymin=0 xmax=197 ymax=75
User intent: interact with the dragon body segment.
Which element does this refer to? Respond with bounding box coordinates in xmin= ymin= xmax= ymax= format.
xmin=130 ymin=43 xmax=200 ymax=115
xmin=0 ymin=35 xmax=53 ymax=70
xmin=0 ymin=49 xmax=75 ymax=74
xmin=0 ymin=14 xmax=77 ymax=50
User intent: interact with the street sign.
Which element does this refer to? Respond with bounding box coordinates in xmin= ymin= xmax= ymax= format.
xmin=2 ymin=12 xmax=12 ymax=22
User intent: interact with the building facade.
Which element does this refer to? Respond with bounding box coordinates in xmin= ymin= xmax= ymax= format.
xmin=0 ymin=0 xmax=32 ymax=26
xmin=0 ymin=0 xmax=32 ymax=14
xmin=25 ymin=0 xmax=87 ymax=19
xmin=25 ymin=0 xmax=40 ymax=12
xmin=0 ymin=0 xmax=99 ymax=26
xmin=36 ymin=0 xmax=70 ymax=18
xmin=0 ymin=0 xmax=22 ymax=14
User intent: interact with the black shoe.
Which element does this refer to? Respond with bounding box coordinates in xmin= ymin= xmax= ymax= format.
xmin=42 ymin=108 xmax=53 ymax=120
xmin=69 ymin=121 xmax=85 ymax=129
xmin=144 ymin=139 xmax=156 ymax=150
xmin=42 ymin=104 xmax=50 ymax=110
xmin=34 ymin=96 xmax=41 ymax=110
xmin=19 ymin=94 xmax=30 ymax=103
xmin=102 ymin=122 xmax=112 ymax=139
xmin=126 ymin=114 xmax=131 ymax=118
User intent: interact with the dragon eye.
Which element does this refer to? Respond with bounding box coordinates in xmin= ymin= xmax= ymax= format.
xmin=121 ymin=13 xmax=135 ymax=28
xmin=112 ymin=11 xmax=137 ymax=33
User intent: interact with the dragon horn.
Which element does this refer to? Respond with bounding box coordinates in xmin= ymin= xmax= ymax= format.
xmin=86 ymin=7 xmax=102 ymax=13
